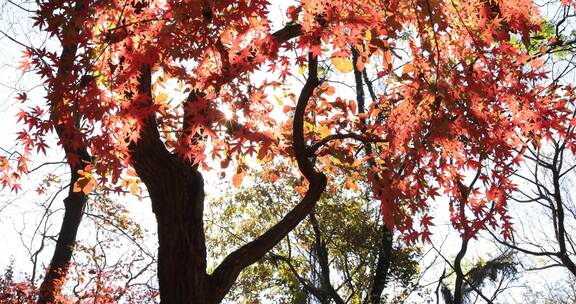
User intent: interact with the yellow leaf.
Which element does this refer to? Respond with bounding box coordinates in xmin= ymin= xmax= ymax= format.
xmin=331 ymin=57 xmax=353 ymax=73
xmin=304 ymin=121 xmax=315 ymax=132
xmin=232 ymin=172 xmax=244 ymax=188
xmin=402 ymin=63 xmax=414 ymax=75
xmin=156 ymin=93 xmax=169 ymax=104
xmin=274 ymin=95 xmax=284 ymax=106
xmin=129 ymin=180 xmax=139 ymax=195
xmin=317 ymin=125 xmax=331 ymax=138
xmin=365 ymin=29 xmax=372 ymax=41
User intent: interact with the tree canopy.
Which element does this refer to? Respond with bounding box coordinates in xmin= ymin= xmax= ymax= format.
xmin=1 ymin=0 xmax=576 ymax=303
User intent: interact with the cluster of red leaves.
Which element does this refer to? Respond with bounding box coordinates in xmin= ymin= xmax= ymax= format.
xmin=0 ymin=281 xmax=36 ymax=304
xmin=4 ymin=0 xmax=575 ymax=243
xmin=0 ymin=264 xmax=36 ymax=304
xmin=0 ymin=262 xmax=156 ymax=304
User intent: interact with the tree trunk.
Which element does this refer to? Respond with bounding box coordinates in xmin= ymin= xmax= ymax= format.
xmin=366 ymin=226 xmax=393 ymax=304
xmin=129 ymin=119 xmax=210 ymax=302
xmin=150 ymin=164 xmax=209 ymax=303
xmin=129 ymin=65 xmax=210 ymax=302
xmin=38 ymin=0 xmax=89 ymax=301
xmin=37 ymin=175 xmax=87 ymax=304
xmin=352 ymin=47 xmax=394 ymax=304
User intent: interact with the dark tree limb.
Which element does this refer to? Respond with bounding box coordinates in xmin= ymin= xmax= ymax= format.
xmin=452 ymin=237 xmax=469 ymax=304
xmin=366 ymin=226 xmax=393 ymax=304
xmin=208 ymin=50 xmax=326 ymax=303
xmin=38 ymin=1 xmax=92 ymax=302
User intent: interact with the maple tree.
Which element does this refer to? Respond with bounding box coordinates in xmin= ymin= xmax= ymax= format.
xmin=3 ymin=0 xmax=576 ymax=302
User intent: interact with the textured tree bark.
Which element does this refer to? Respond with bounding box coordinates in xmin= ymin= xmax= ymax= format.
xmin=140 ymin=161 xmax=209 ymax=303
xmin=127 ymin=65 xmax=208 ymax=302
xmin=133 ymin=152 xmax=326 ymax=303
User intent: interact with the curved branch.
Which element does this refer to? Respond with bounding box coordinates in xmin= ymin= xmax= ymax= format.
xmin=293 ymin=52 xmax=320 ymax=180
xmin=208 ymin=50 xmax=326 ymax=303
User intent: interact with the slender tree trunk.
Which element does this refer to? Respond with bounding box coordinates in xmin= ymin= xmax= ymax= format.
xmin=38 ymin=1 xmax=89 ymax=298
xmin=366 ymin=226 xmax=393 ymax=304
xmin=352 ymin=47 xmax=394 ymax=304
xmin=37 ymin=141 xmax=90 ymax=304
xmin=452 ymin=237 xmax=469 ymax=304
xmin=37 ymin=169 xmax=87 ymax=304
xmin=551 ymin=150 xmax=576 ymax=276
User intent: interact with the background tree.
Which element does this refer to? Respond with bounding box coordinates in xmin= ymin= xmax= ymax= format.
xmin=206 ymin=166 xmax=423 ymax=304
xmin=482 ymin=0 xmax=576 ymax=295
xmin=491 ymin=133 xmax=576 ymax=276
xmin=0 ymin=174 xmax=158 ymax=303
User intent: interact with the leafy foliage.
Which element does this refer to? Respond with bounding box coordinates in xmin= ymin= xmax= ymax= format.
xmin=4 ymin=0 xmax=570 ymax=242
xmin=206 ymin=166 xmax=422 ymax=303
xmin=0 ymin=262 xmax=36 ymax=304
xmin=3 ymin=0 xmax=576 ymax=301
